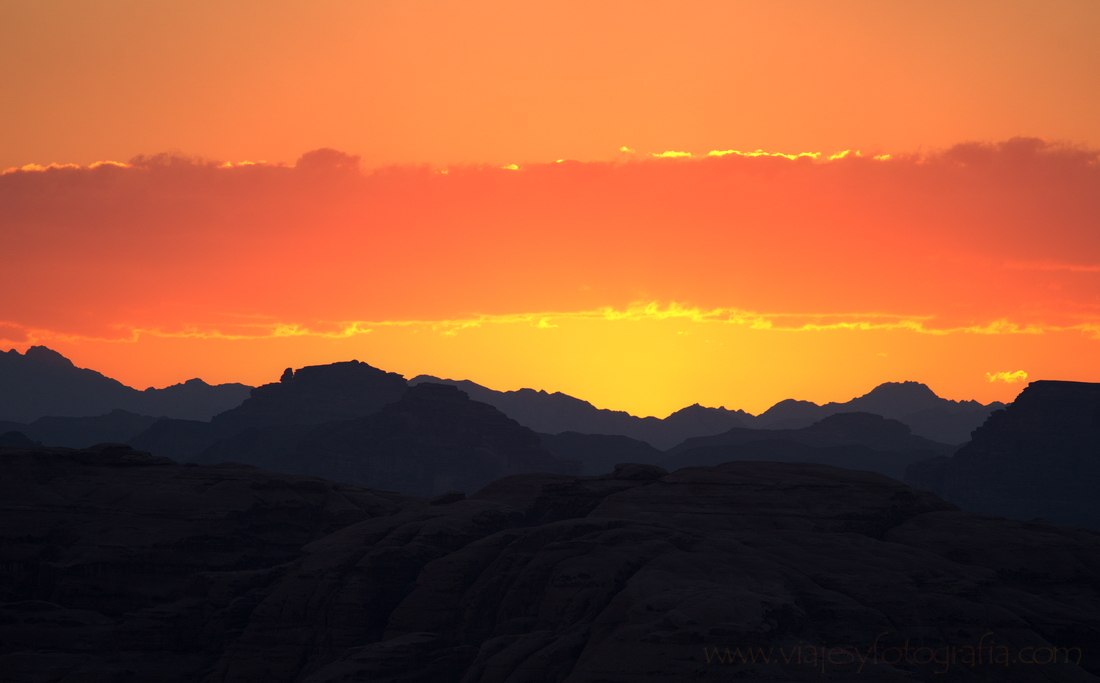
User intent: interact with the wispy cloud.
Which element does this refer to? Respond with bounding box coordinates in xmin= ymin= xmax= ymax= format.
xmin=649 ymin=150 xmax=692 ymax=159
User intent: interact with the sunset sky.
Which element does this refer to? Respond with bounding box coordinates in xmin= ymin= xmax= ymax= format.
xmin=3 ymin=1 xmax=1099 ymax=416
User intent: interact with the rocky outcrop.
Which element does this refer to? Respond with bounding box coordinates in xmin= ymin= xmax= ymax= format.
xmin=212 ymin=360 xmax=408 ymax=432
xmin=4 ymin=445 xmax=1099 ymax=681
xmin=214 ymin=461 xmax=1100 ymax=682
xmin=906 ymin=380 xmax=1100 ymax=529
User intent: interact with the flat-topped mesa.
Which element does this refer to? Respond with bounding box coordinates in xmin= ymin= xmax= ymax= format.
xmin=963 ymin=379 xmax=1100 ymax=446
xmin=906 ymin=379 xmax=1100 ymax=529
xmin=214 ymin=360 xmax=408 ymax=429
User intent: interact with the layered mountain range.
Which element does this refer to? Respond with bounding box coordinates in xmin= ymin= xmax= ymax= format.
xmin=411 ymin=376 xmax=1002 ymax=446
xmin=3 ymin=347 xmax=1000 ymax=450
xmin=2 ymin=349 xmax=1099 ymax=679
xmin=7 ymin=347 xmax=1098 ymax=532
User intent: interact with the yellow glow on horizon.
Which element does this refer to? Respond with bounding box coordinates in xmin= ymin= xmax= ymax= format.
xmin=650 ymin=150 xmax=693 ymax=159
xmin=9 ymin=301 xmax=1074 ymax=417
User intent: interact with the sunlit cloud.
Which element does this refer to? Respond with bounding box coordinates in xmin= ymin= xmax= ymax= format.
xmin=3 ymin=139 xmax=1098 ymax=413
xmin=4 ymin=303 xmax=1091 ymax=347
xmin=986 ymin=370 xmax=1029 ymax=384
xmin=218 ymin=160 xmax=268 ymax=168
xmin=650 ymin=150 xmax=692 ymax=159
xmin=706 ymin=149 xmax=821 ymax=161
xmin=2 ymin=162 xmax=83 ymax=174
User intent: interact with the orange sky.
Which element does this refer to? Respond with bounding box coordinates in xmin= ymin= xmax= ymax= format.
xmin=2 ymin=1 xmax=1099 ymax=416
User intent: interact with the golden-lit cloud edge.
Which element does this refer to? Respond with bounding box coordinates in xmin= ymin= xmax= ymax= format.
xmin=986 ymin=370 xmax=1029 ymax=384
xmin=4 ymin=302 xmax=1099 ymax=347
xmin=6 ymin=136 xmax=1097 ymax=178
xmin=2 ymin=146 xmax=897 ymax=176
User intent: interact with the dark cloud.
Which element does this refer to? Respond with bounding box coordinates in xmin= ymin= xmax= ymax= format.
xmin=1 ymin=140 xmax=1098 ymax=339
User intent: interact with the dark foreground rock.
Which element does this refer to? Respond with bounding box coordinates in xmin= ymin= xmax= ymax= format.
xmin=0 ymin=444 xmax=408 ymax=682
xmin=2 ymin=446 xmax=1099 ymax=682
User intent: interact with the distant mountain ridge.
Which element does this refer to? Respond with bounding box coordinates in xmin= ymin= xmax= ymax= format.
xmin=0 ymin=346 xmax=252 ymax=422
xmin=756 ymin=380 xmax=1003 ymax=443
xmin=412 ymin=375 xmax=1002 ymax=446
xmin=661 ymin=412 xmax=954 ymax=480
xmin=409 ymin=376 xmax=752 ymax=449
xmin=0 ymin=409 xmax=159 ymax=448
xmin=5 ymin=347 xmax=1003 ymax=455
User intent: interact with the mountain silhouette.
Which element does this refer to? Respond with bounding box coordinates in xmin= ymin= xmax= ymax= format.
xmin=662 ymin=412 xmax=953 ymax=480
xmin=410 ymin=375 xmax=753 ymax=448
xmin=0 ymin=409 xmax=158 ymax=448
xmin=756 ymin=381 xmax=1002 ymax=443
xmin=0 ymin=346 xmax=251 ymax=422
xmin=906 ymin=379 xmax=1100 ymax=529
xmin=191 ymin=382 xmax=577 ymax=495
xmin=0 ymin=430 xmax=37 ymax=447
xmin=539 ymin=431 xmax=664 ymax=475
xmin=132 ymin=362 xmax=578 ymax=496
xmin=4 ymin=349 xmax=999 ymax=450
xmin=131 ymin=359 xmax=409 ymax=458
xmin=213 ymin=360 xmax=408 ymax=430
xmin=2 ymin=444 xmax=1098 ymax=680
xmin=412 ymin=376 xmax=998 ymax=446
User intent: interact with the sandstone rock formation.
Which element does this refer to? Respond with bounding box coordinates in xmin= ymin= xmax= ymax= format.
xmin=3 ymin=445 xmax=1098 ymax=681
xmin=906 ymin=380 xmax=1100 ymax=529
